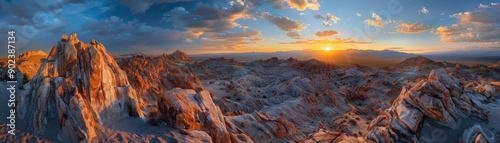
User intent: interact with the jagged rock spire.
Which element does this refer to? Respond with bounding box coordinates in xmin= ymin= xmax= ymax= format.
xmin=61 ymin=34 xmax=69 ymax=42
xmin=90 ymin=38 xmax=97 ymax=45
xmin=69 ymin=32 xmax=78 ymax=41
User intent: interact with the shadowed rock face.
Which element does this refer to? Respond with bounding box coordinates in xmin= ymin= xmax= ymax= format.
xmin=365 ymin=68 xmax=493 ymax=143
xmin=17 ymin=32 xmax=143 ymax=142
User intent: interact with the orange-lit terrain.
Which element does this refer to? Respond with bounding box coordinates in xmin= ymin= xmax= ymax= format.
xmin=1 ymin=0 xmax=500 ymax=143
xmin=0 ymin=33 xmax=499 ymax=142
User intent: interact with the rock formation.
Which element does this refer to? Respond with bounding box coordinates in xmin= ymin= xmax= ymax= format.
xmin=17 ymin=33 xmax=143 ymax=142
xmin=119 ymin=52 xmax=203 ymax=103
xmin=365 ymin=68 xmax=493 ymax=142
xmin=0 ymin=50 xmax=47 ymax=88
xmin=460 ymin=124 xmax=496 ymax=143
xmin=157 ymin=88 xmax=234 ymax=143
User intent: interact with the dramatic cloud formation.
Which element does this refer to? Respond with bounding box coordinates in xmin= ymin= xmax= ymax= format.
xmin=395 ymin=22 xmax=433 ymax=34
xmin=286 ymin=31 xmax=302 ymax=39
xmin=364 ymin=13 xmax=394 ymax=28
xmin=421 ymin=7 xmax=429 ymax=14
xmin=261 ymin=12 xmax=306 ymax=31
xmin=82 ymin=16 xmax=184 ymax=46
xmin=117 ymin=0 xmax=194 ymax=13
xmin=315 ymin=30 xmax=339 ymax=37
xmin=164 ymin=3 xmax=251 ymax=41
xmin=200 ymin=30 xmax=263 ymax=49
xmin=0 ymin=0 xmax=87 ymax=32
xmin=314 ymin=13 xmax=341 ymax=27
xmin=280 ymin=37 xmax=372 ymax=44
xmin=434 ymin=6 xmax=500 ymax=43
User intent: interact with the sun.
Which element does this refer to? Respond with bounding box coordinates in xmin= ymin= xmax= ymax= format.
xmin=323 ymin=46 xmax=332 ymax=51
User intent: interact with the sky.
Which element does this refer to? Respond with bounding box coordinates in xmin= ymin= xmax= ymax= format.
xmin=1 ymin=0 xmax=500 ymax=57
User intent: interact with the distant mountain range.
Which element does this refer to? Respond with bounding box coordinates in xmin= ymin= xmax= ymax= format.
xmin=184 ymin=49 xmax=500 ymax=66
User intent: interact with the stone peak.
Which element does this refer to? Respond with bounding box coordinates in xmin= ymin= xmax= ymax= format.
xmin=61 ymin=32 xmax=80 ymax=42
xmin=90 ymin=38 xmax=97 ymax=45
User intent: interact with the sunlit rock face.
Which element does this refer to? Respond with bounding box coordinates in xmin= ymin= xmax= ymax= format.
xmin=365 ymin=68 xmax=493 ymax=143
xmin=0 ymin=50 xmax=47 ymax=88
xmin=157 ymin=88 xmax=232 ymax=143
xmin=17 ymin=32 xmax=143 ymax=142
xmin=119 ymin=51 xmax=203 ymax=103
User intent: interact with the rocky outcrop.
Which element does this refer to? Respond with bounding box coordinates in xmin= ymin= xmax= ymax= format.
xmin=17 ymin=33 xmax=143 ymax=142
xmin=460 ymin=124 xmax=496 ymax=143
xmin=397 ymin=56 xmax=443 ymax=68
xmin=158 ymin=88 xmax=231 ymax=143
xmin=119 ymin=53 xmax=203 ymax=103
xmin=169 ymin=50 xmax=191 ymax=62
xmin=365 ymin=68 xmax=492 ymax=142
xmin=0 ymin=50 xmax=47 ymax=88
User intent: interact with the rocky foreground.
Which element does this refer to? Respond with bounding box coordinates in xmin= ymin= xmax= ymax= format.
xmin=1 ymin=33 xmax=500 ymax=142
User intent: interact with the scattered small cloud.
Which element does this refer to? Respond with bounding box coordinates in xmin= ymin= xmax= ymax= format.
xmin=300 ymin=12 xmax=305 ymax=16
xmin=421 ymin=7 xmax=429 ymax=14
xmin=492 ymin=2 xmax=499 ymax=6
xmin=284 ymin=0 xmax=320 ymax=11
xmin=478 ymin=3 xmax=490 ymax=8
xmin=395 ymin=22 xmax=433 ymax=34
xmin=315 ymin=30 xmax=339 ymax=37
xmin=364 ymin=13 xmax=395 ymax=28
xmin=314 ymin=13 xmax=341 ymax=27
xmin=356 ymin=13 xmax=361 ymax=17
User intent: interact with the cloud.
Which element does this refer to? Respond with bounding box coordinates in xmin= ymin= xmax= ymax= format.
xmin=356 ymin=13 xmax=361 ymax=17
xmin=284 ymin=0 xmax=320 ymax=11
xmin=314 ymin=13 xmax=340 ymax=27
xmin=117 ymin=0 xmax=194 ymax=13
xmin=493 ymin=2 xmax=499 ymax=6
xmin=261 ymin=12 xmax=306 ymax=31
xmin=479 ymin=4 xmax=490 ymax=8
xmin=246 ymin=0 xmax=319 ymax=11
xmin=434 ymin=6 xmax=500 ymax=43
xmin=395 ymin=22 xmax=433 ymax=34
xmin=286 ymin=31 xmax=302 ymax=39
xmin=82 ymin=16 xmax=184 ymax=44
xmin=164 ymin=3 xmax=251 ymax=40
xmin=364 ymin=13 xmax=394 ymax=28
xmin=315 ymin=30 xmax=339 ymax=37
xmin=0 ymin=0 xmax=88 ymax=32
xmin=279 ymin=38 xmax=373 ymax=44
xmin=200 ymin=30 xmax=263 ymax=49
xmin=421 ymin=7 xmax=429 ymax=14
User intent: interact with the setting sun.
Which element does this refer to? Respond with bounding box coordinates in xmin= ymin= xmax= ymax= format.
xmin=323 ymin=47 xmax=332 ymax=51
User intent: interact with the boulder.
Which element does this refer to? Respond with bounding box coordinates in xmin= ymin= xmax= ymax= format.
xmin=365 ymin=68 xmax=491 ymax=142
xmin=158 ymin=88 xmax=230 ymax=143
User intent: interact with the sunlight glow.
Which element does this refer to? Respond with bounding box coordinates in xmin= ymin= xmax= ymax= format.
xmin=323 ymin=47 xmax=332 ymax=51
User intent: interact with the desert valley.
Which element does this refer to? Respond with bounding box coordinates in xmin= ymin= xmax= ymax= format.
xmin=0 ymin=33 xmax=499 ymax=143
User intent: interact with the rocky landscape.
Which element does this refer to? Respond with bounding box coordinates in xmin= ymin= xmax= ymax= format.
xmin=1 ymin=33 xmax=500 ymax=143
